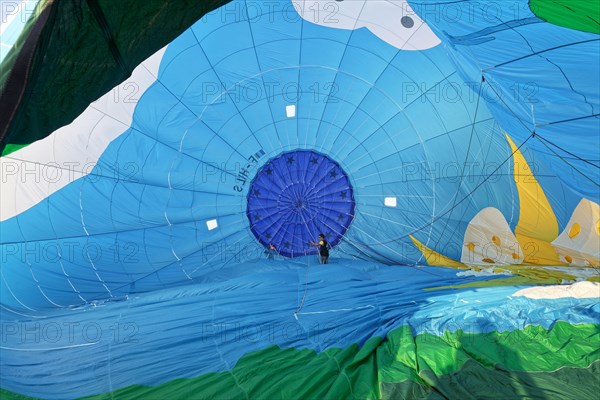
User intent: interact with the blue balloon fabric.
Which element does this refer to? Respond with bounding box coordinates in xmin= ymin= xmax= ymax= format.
xmin=0 ymin=1 xmax=598 ymax=398
xmin=247 ymin=150 xmax=355 ymax=257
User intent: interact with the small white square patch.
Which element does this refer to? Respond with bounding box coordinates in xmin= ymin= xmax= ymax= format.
xmin=206 ymin=219 xmax=218 ymax=230
xmin=286 ymin=105 xmax=296 ymax=118
xmin=384 ymin=197 xmax=397 ymax=207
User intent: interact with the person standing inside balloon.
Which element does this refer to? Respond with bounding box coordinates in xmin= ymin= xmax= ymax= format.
xmin=265 ymin=244 xmax=278 ymax=261
xmin=310 ymin=234 xmax=330 ymax=264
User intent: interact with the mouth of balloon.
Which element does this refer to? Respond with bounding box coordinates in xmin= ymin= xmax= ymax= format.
xmin=246 ymin=150 xmax=355 ymax=258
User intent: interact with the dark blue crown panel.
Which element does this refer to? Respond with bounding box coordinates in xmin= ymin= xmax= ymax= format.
xmin=247 ymin=150 xmax=355 ymax=258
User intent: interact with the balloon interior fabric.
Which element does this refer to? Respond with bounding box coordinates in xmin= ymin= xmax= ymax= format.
xmin=0 ymin=0 xmax=599 ymax=399
xmin=247 ymin=150 xmax=355 ymax=257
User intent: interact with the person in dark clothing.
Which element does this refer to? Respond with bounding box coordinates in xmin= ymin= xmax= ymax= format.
xmin=310 ymin=233 xmax=329 ymax=264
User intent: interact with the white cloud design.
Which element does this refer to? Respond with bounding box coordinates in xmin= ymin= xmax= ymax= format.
xmin=513 ymin=281 xmax=600 ymax=300
xmin=294 ymin=0 xmax=441 ymax=50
